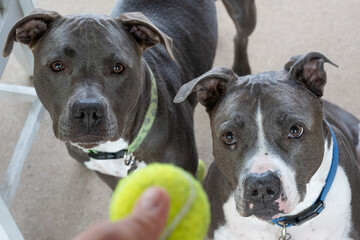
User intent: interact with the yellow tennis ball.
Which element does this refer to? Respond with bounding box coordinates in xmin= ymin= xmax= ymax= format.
xmin=109 ymin=163 xmax=210 ymax=240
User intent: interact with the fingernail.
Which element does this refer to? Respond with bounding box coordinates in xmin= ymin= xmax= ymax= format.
xmin=139 ymin=188 xmax=165 ymax=213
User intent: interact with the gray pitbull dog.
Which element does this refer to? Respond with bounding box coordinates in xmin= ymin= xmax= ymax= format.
xmin=175 ymin=52 xmax=360 ymax=239
xmin=3 ymin=0 xmax=218 ymax=189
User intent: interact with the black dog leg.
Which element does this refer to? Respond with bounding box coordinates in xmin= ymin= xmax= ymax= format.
xmin=222 ymin=0 xmax=256 ymax=76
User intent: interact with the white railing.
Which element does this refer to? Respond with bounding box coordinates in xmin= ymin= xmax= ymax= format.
xmin=0 ymin=0 xmax=41 ymax=239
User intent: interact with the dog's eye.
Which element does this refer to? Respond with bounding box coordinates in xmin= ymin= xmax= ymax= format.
xmin=288 ymin=125 xmax=304 ymax=138
xmin=51 ymin=61 xmax=65 ymax=72
xmin=223 ymin=131 xmax=236 ymax=145
xmin=112 ymin=64 xmax=124 ymax=74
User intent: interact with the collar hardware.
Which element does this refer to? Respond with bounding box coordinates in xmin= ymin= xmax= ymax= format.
xmin=272 ymin=121 xmax=339 ymax=228
xmin=279 ymin=225 xmax=291 ymax=240
xmin=124 ymin=152 xmax=134 ymax=166
xmin=276 ymin=200 xmax=324 ymax=227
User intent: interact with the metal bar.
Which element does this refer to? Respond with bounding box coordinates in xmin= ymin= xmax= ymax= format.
xmin=0 ymin=97 xmax=44 ymax=207
xmin=13 ymin=0 xmax=35 ymax=76
xmin=12 ymin=42 xmax=34 ymax=76
xmin=0 ymin=83 xmax=37 ymax=102
xmin=0 ymin=0 xmax=35 ymax=78
xmin=16 ymin=0 xmax=34 ymax=15
xmin=0 ymin=1 xmax=36 ymax=239
xmin=0 ymin=197 xmax=24 ymax=240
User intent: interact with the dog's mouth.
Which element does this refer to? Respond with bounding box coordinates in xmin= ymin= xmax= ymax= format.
xmin=248 ymin=208 xmax=282 ymax=221
xmin=237 ymin=201 xmax=283 ymax=221
xmin=69 ymin=135 xmax=108 ymax=149
xmin=56 ymin=120 xmax=118 ymax=148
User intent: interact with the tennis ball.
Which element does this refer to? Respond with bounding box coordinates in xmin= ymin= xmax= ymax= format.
xmin=109 ymin=163 xmax=210 ymax=240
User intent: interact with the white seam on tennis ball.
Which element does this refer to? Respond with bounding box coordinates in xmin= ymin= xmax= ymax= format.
xmin=159 ymin=172 xmax=197 ymax=240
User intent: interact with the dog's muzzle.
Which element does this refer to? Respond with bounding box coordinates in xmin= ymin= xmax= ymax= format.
xmin=236 ymin=171 xmax=284 ymax=220
xmin=71 ymin=98 xmax=105 ymax=130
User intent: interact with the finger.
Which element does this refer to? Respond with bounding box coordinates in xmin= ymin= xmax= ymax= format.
xmin=113 ymin=187 xmax=170 ymax=240
xmin=73 ymin=187 xmax=170 ymax=240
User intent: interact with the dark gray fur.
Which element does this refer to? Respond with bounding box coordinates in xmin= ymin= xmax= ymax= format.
xmin=3 ymin=0 xmax=218 ymax=189
xmin=221 ymin=0 xmax=256 ymax=76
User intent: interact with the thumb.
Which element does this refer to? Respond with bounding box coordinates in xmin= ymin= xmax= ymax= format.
xmin=73 ymin=187 xmax=170 ymax=240
xmin=119 ymin=187 xmax=170 ymax=240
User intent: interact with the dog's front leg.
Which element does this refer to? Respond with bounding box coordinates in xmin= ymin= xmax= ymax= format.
xmin=222 ymin=0 xmax=256 ymax=76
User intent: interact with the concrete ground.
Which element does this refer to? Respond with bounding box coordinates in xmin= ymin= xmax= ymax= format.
xmin=0 ymin=0 xmax=359 ymax=239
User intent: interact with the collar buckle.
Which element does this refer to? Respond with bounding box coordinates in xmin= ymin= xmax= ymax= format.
xmin=88 ymin=149 xmax=127 ymax=160
xmin=124 ymin=152 xmax=134 ymax=166
xmin=124 ymin=152 xmax=138 ymax=175
xmin=273 ymin=199 xmax=325 ymax=227
xmin=295 ymin=200 xmax=324 ymax=226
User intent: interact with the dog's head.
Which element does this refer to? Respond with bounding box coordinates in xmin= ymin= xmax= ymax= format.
xmin=175 ymin=52 xmax=337 ymax=220
xmin=3 ymin=9 xmax=174 ymax=148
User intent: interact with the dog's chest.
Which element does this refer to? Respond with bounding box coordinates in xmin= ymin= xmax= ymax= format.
xmin=73 ymin=139 xmax=147 ymax=178
xmin=213 ymin=197 xmax=279 ymax=240
xmin=213 ymin=166 xmax=353 ymax=240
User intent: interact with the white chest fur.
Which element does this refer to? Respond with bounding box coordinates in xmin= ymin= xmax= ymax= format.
xmin=71 ymin=139 xmax=147 ymax=178
xmin=213 ymin=166 xmax=353 ymax=240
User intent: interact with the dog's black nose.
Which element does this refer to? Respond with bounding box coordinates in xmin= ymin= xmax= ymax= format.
xmin=244 ymin=172 xmax=281 ymax=203
xmin=71 ymin=99 xmax=104 ymax=127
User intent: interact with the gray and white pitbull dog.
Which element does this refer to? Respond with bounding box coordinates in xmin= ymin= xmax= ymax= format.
xmin=175 ymin=52 xmax=360 ymax=239
xmin=3 ymin=0 xmax=218 ymax=189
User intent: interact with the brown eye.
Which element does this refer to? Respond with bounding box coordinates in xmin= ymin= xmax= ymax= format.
xmin=223 ymin=131 xmax=236 ymax=145
xmin=289 ymin=125 xmax=304 ymax=138
xmin=112 ymin=64 xmax=124 ymax=74
xmin=51 ymin=61 xmax=65 ymax=72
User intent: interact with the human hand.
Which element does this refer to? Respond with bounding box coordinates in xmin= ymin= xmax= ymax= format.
xmin=74 ymin=187 xmax=170 ymax=240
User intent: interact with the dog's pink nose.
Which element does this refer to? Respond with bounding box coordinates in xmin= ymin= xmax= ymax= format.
xmin=71 ymin=98 xmax=105 ymax=129
xmin=244 ymin=172 xmax=281 ymax=203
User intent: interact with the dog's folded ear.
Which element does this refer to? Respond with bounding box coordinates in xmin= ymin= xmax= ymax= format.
xmin=174 ymin=67 xmax=237 ymax=112
xmin=284 ymin=52 xmax=338 ymax=98
xmin=119 ymin=12 xmax=175 ymax=60
xmin=2 ymin=8 xmax=61 ymax=57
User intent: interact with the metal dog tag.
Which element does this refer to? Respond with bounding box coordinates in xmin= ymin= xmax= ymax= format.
xmin=279 ymin=225 xmax=291 ymax=240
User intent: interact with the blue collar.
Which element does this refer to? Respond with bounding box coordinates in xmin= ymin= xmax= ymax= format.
xmin=272 ymin=121 xmax=339 ymax=228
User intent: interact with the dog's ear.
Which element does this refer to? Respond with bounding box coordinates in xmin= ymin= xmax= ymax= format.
xmin=2 ymin=8 xmax=61 ymax=57
xmin=119 ymin=12 xmax=175 ymax=60
xmin=284 ymin=52 xmax=338 ymax=97
xmin=174 ymin=67 xmax=237 ymax=112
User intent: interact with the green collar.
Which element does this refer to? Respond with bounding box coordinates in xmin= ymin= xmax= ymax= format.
xmin=127 ymin=65 xmax=158 ymax=153
xmin=88 ymin=65 xmax=158 ymax=160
